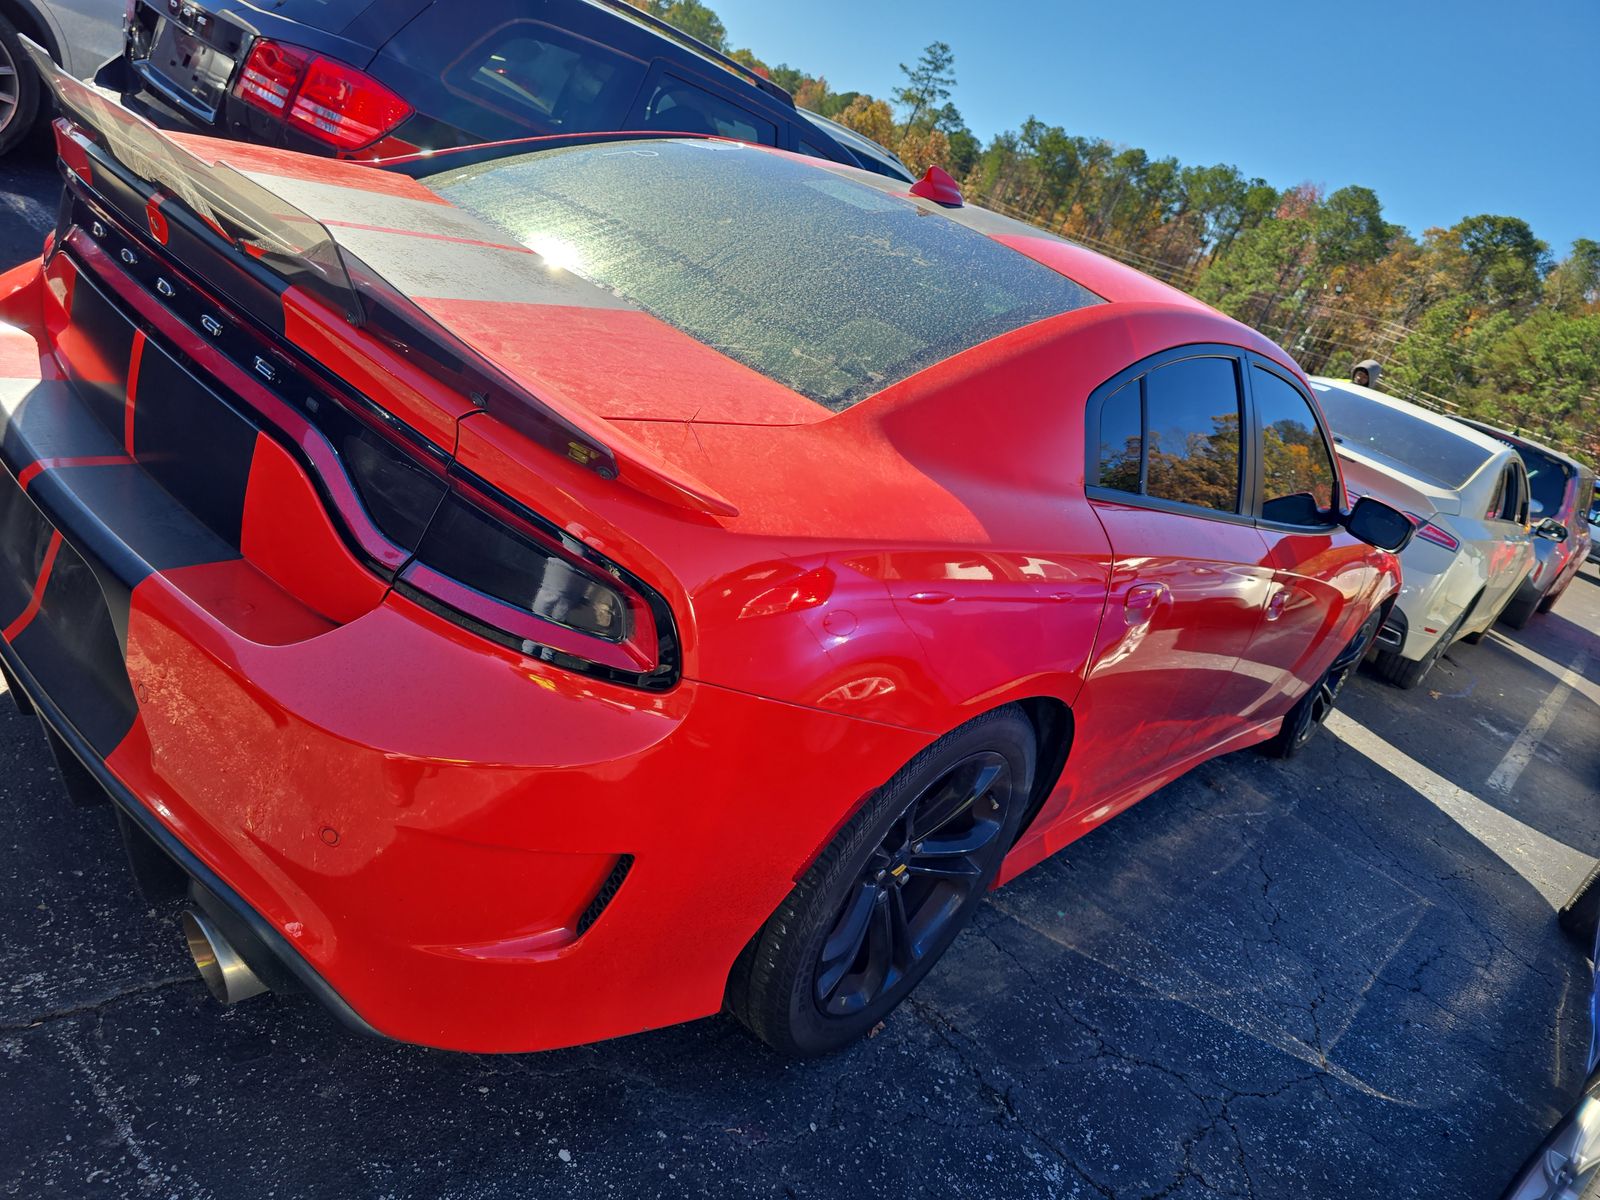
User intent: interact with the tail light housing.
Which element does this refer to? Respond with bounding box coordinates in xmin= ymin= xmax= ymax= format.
xmin=1403 ymin=513 xmax=1461 ymax=552
xmin=390 ymin=478 xmax=674 ymax=688
xmin=236 ymin=39 xmax=412 ymax=152
xmin=330 ymin=423 xmax=672 ymax=686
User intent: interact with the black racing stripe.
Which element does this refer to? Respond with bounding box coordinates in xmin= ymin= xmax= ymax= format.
xmin=131 ymin=341 xmax=258 ymax=546
xmin=62 ymin=273 xmax=136 ymax=441
xmin=0 ymin=379 xmax=126 ymax=475
xmin=0 ymin=470 xmax=53 ymax=629
xmin=25 ymin=464 xmax=240 ymax=649
xmin=9 ymin=535 xmax=138 ymax=757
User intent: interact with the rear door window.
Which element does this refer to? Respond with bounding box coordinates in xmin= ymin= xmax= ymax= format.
xmin=1499 ymin=463 xmax=1528 ymax=524
xmin=373 ymin=13 xmax=647 ymax=141
xmin=636 ymin=74 xmax=777 ymax=144
xmin=1143 ymin=357 xmax=1243 ymax=513
xmin=1095 ymin=381 xmax=1142 ymax=494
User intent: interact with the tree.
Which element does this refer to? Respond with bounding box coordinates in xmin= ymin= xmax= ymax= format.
xmin=1545 ymin=239 xmax=1600 ymax=311
xmin=727 ymin=46 xmax=769 ymax=78
xmin=1453 ymin=214 xmax=1550 ymax=310
xmin=896 ymin=126 xmax=952 ymax=176
xmin=836 ymin=96 xmax=895 ymax=149
xmin=894 ymin=42 xmax=956 ymax=133
xmin=659 ymin=1 xmax=727 ymax=53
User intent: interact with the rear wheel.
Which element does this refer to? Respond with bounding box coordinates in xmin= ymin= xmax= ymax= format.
xmin=728 ymin=707 xmax=1034 ymax=1057
xmin=1500 ymin=586 xmax=1542 ymax=630
xmin=1537 ymin=575 xmax=1569 ymax=614
xmin=1373 ymin=605 xmax=1469 ymax=690
xmin=1260 ymin=609 xmax=1382 ymax=758
xmin=0 ymin=14 xmax=42 ymax=160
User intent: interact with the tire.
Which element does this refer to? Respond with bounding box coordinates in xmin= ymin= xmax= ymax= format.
xmin=0 ymin=13 xmax=43 ymax=160
xmin=1259 ymin=608 xmax=1382 ymax=758
xmin=728 ymin=707 xmax=1035 ymax=1057
xmin=1558 ymin=860 xmax=1600 ymax=951
xmin=1499 ymin=587 xmax=1541 ymax=630
xmin=1373 ymin=605 xmax=1469 ymax=690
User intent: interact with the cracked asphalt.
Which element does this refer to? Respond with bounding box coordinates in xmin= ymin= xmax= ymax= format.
xmin=3 ymin=145 xmax=1599 ymax=1198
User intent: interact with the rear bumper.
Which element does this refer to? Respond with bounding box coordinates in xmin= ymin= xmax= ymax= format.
xmin=0 ymin=640 xmax=380 ymax=1037
xmin=0 ymin=256 xmax=929 ymax=1052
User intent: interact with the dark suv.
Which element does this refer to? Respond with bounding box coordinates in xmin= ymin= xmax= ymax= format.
xmin=99 ymin=0 xmax=910 ymax=179
xmin=1457 ymin=418 xmax=1596 ymax=627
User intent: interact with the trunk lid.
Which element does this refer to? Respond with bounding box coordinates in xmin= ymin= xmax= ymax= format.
xmin=1337 ymin=447 xmax=1462 ymax=519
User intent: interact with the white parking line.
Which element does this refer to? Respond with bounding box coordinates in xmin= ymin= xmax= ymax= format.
xmin=1486 ymin=651 xmax=1590 ymax=796
xmin=1326 ymin=710 xmax=1593 ymax=907
xmin=1489 ymin=632 xmax=1600 ymax=708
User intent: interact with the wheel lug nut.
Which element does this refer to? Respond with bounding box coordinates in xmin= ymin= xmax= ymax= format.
xmin=875 ymin=870 xmax=886 ymax=882
xmin=912 ymin=843 xmax=923 ymax=854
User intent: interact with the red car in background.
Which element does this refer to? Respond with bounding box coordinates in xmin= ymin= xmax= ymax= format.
xmin=0 ymin=47 xmax=1409 ymax=1057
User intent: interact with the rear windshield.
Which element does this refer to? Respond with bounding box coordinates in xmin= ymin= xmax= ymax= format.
xmin=424 ymin=139 xmax=1102 ymax=410
xmin=1312 ymin=383 xmax=1494 ymax=489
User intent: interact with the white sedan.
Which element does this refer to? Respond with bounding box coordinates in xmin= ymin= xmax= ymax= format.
xmin=1310 ymin=378 xmax=1537 ymax=689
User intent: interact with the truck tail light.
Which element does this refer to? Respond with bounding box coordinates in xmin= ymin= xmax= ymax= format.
xmin=236 ymin=39 xmax=412 ymax=152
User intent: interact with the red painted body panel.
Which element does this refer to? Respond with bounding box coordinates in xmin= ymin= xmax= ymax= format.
xmin=0 ymin=133 xmax=1403 ymax=1052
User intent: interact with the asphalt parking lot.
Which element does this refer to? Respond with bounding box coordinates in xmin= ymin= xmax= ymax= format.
xmin=2 ymin=144 xmax=1599 ymax=1199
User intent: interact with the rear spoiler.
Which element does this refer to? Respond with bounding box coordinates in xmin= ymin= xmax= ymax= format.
xmin=21 ymin=38 xmax=739 ymax=519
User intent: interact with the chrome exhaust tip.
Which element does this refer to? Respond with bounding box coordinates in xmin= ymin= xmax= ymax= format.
xmin=181 ymin=908 xmax=268 ymax=1005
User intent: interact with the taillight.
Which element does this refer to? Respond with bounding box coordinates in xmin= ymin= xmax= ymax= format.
xmin=235 ymin=39 xmax=412 ymax=152
xmin=395 ymin=485 xmax=674 ymax=688
xmin=1403 ymin=513 xmax=1460 ymax=552
xmin=237 ymin=40 xmax=307 ymax=115
xmin=330 ymin=410 xmax=673 ymax=688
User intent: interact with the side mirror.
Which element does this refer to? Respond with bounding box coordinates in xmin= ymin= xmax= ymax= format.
xmin=1344 ymin=496 xmax=1414 ymax=552
xmin=1536 ymin=518 xmax=1570 ymax=542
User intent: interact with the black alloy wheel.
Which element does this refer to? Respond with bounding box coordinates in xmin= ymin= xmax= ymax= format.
xmin=728 ymin=707 xmax=1034 ymax=1056
xmin=1261 ymin=609 xmax=1383 ymax=758
xmin=814 ymin=751 xmax=1010 ymax=1016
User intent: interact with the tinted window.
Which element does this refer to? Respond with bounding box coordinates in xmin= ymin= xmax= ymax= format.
xmin=1518 ymin=446 xmax=1573 ymax=518
xmin=1096 ymin=381 xmax=1141 ymax=493
xmin=427 ymin=140 xmax=1104 ymax=410
xmin=1312 ymin=383 xmax=1494 ymax=489
xmin=1253 ymin=367 xmax=1338 ymax=522
xmin=1498 ymin=465 xmax=1527 ymax=523
xmin=1143 ymin=357 xmax=1241 ymax=512
xmin=640 ymin=79 xmax=776 ymax=144
xmin=443 ymin=27 xmax=629 ymax=131
xmin=375 ymin=13 xmax=645 ymax=141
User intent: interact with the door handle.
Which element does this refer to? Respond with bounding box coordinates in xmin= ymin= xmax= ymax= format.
xmin=1123 ymin=582 xmax=1169 ymax=623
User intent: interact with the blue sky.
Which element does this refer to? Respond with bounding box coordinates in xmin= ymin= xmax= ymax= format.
xmin=713 ymin=0 xmax=1597 ymax=257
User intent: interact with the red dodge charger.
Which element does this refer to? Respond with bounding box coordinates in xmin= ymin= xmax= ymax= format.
xmin=0 ymin=50 xmax=1409 ymax=1056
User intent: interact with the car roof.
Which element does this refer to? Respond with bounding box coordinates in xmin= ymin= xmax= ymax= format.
xmin=1307 ymin=378 xmax=1514 ymax=459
